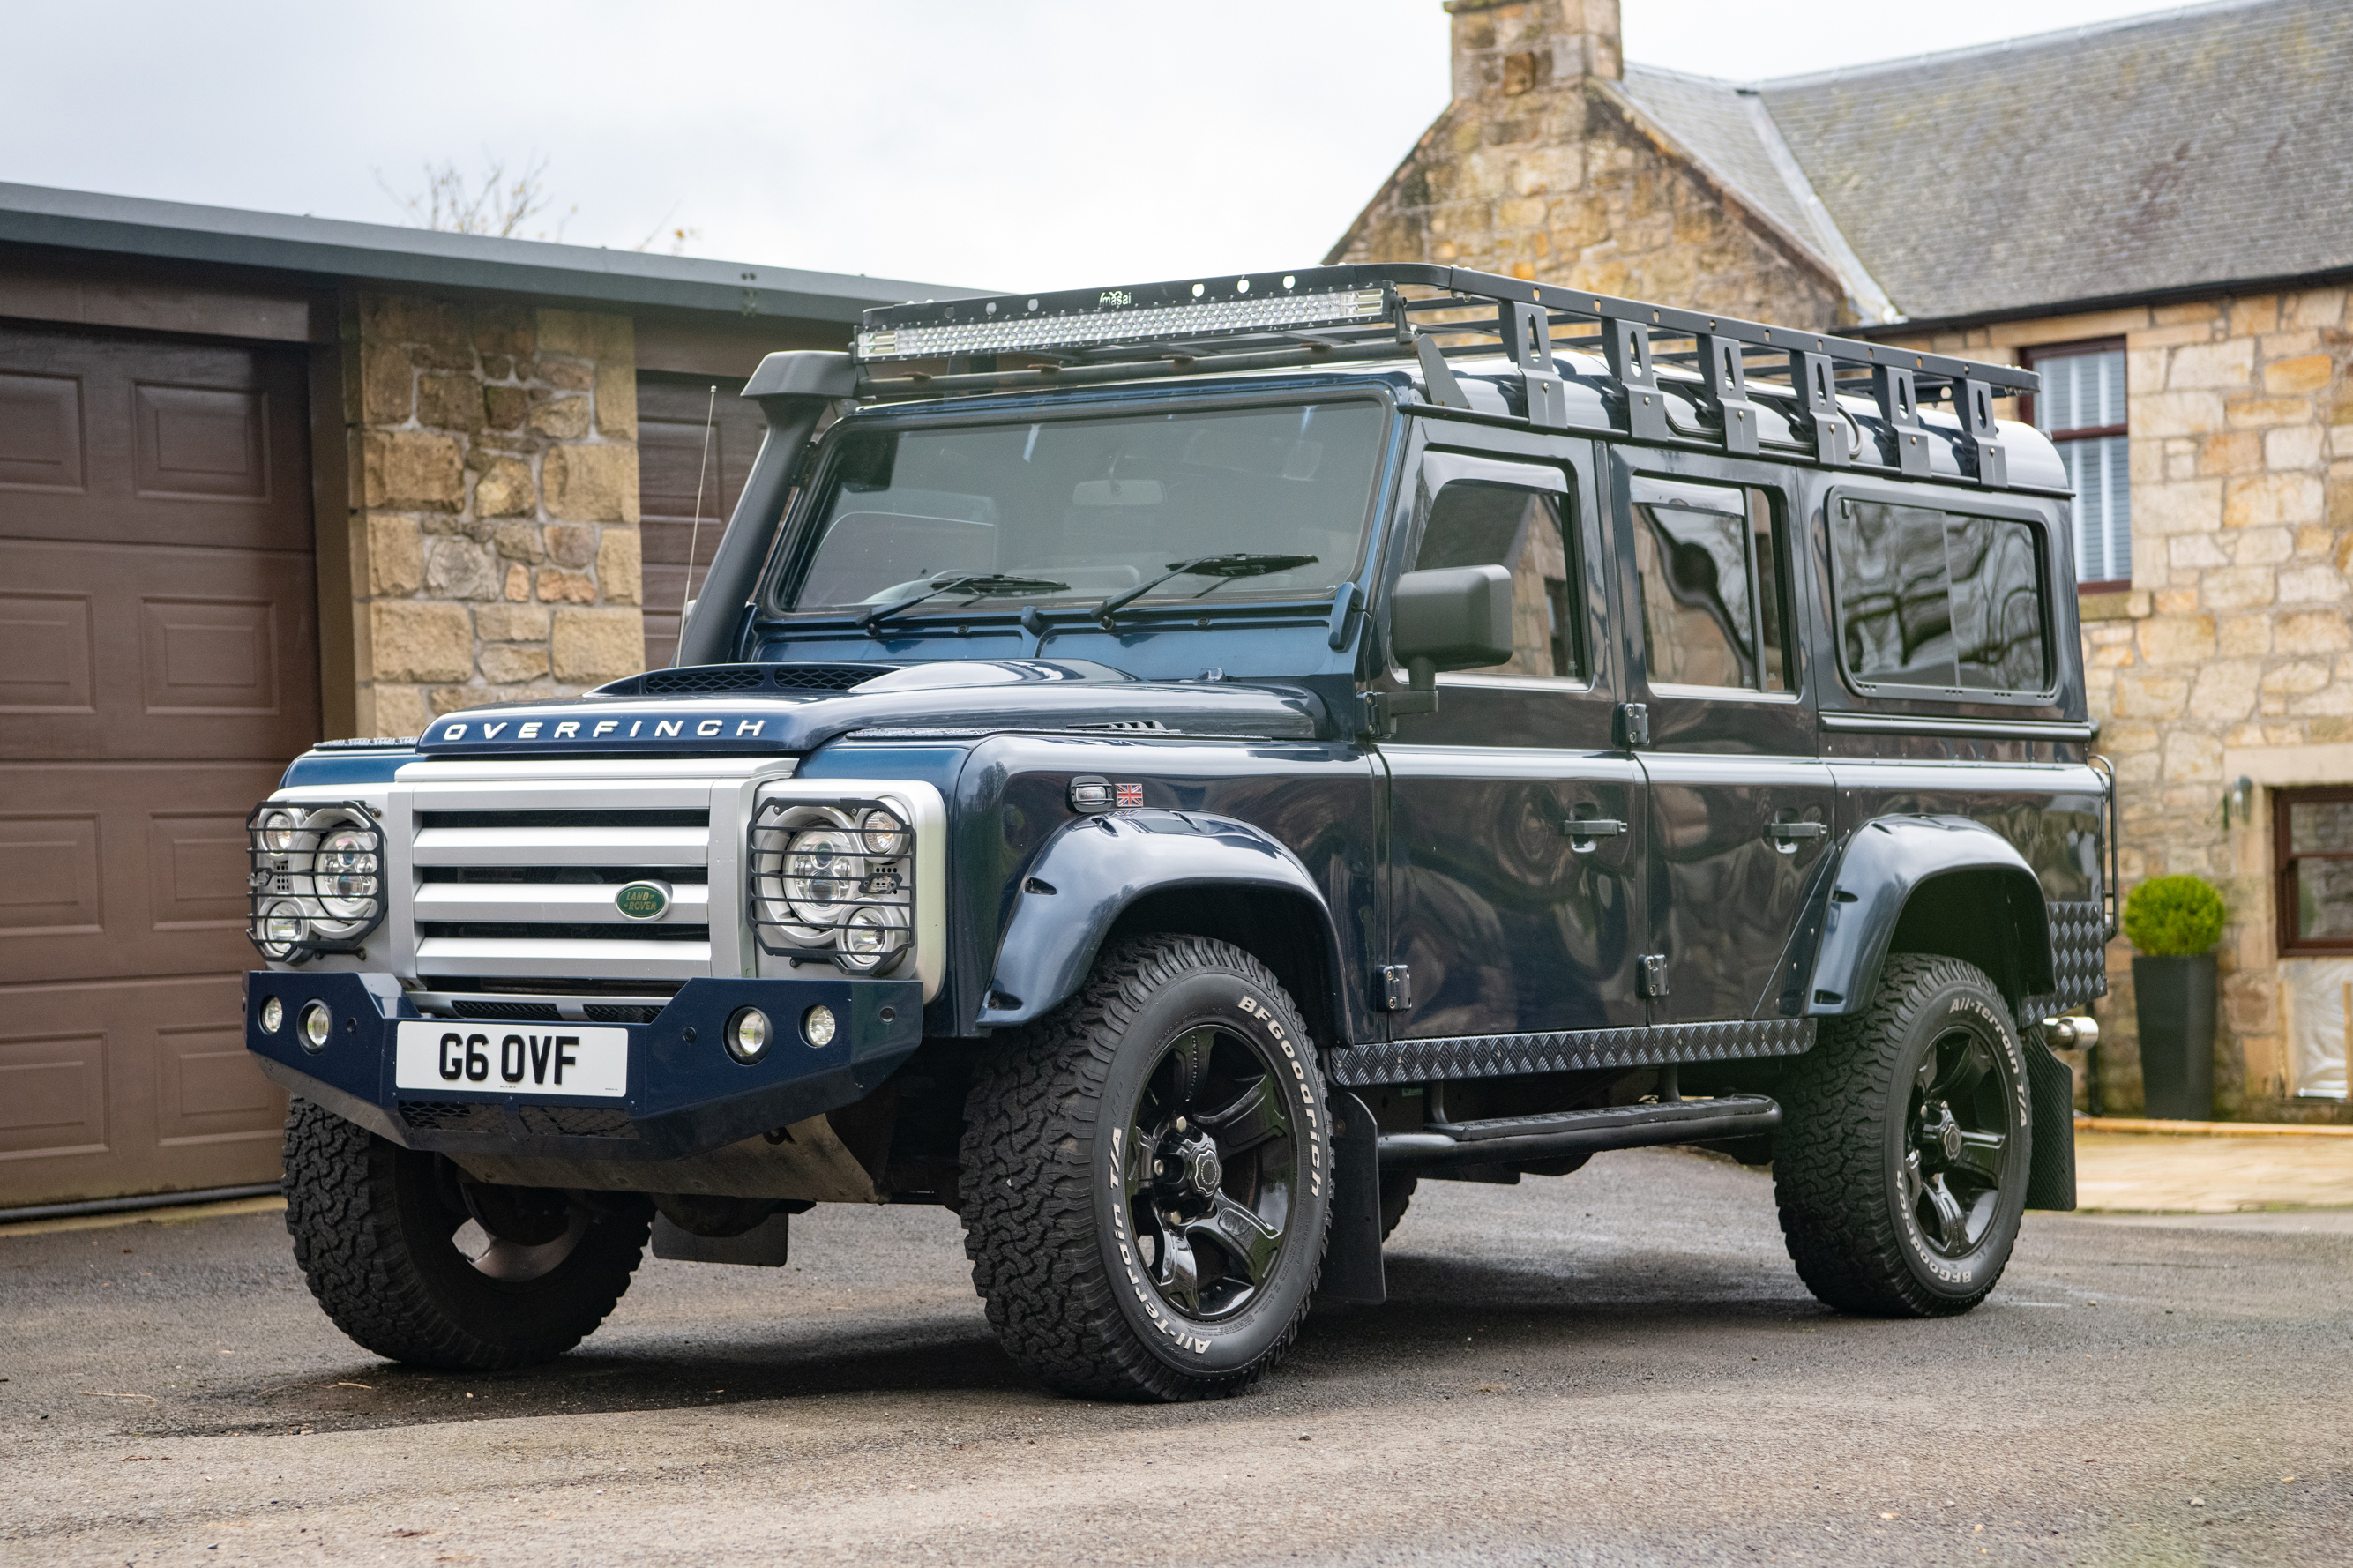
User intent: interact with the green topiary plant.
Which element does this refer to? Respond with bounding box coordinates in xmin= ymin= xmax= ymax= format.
xmin=2123 ymin=875 xmax=2227 ymax=956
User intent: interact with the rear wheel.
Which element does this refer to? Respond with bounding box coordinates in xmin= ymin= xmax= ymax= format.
xmin=282 ymin=1099 xmax=649 ymax=1370
xmin=960 ymin=934 xmax=1332 ymax=1400
xmin=1773 ymin=954 xmax=2031 ymax=1316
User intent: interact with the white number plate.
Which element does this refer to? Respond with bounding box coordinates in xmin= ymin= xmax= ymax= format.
xmin=394 ymin=1022 xmax=628 ymax=1099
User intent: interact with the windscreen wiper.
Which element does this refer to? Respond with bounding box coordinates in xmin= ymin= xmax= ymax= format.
xmin=1094 ymin=553 xmax=1319 ymax=631
xmin=858 ymin=573 xmax=1071 ymax=633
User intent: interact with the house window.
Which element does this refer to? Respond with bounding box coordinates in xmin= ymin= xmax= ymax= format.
xmin=2275 ymin=787 xmax=2353 ymax=955
xmin=2023 ymin=340 xmax=2129 ymax=590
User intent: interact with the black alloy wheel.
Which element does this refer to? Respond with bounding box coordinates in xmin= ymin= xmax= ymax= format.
xmin=1773 ymin=953 xmax=2032 ymax=1317
xmin=960 ymin=934 xmax=1333 ymax=1401
xmin=1124 ymin=1024 xmax=1300 ymax=1323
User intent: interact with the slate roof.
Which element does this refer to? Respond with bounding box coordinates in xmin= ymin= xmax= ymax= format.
xmin=1618 ymin=0 xmax=2353 ymax=325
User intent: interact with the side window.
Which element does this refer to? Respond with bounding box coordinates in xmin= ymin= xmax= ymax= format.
xmin=1416 ymin=481 xmax=1582 ymax=679
xmin=1630 ymin=477 xmax=1788 ymax=693
xmin=1833 ymin=498 xmax=2050 ymax=695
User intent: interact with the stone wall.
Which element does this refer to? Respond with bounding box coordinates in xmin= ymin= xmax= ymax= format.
xmin=345 ymin=293 xmax=645 ymax=737
xmin=1894 ymin=287 xmax=2353 ymax=1122
xmin=1326 ymin=0 xmax=1847 ymax=331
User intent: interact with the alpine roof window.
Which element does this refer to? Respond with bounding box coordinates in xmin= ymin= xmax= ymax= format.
xmin=1630 ymin=476 xmax=1788 ymax=693
xmin=2024 ymin=341 xmax=2129 ymax=590
xmin=1831 ymin=498 xmax=2050 ymax=696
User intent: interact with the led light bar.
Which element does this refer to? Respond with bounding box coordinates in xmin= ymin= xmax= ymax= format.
xmin=855 ymin=268 xmax=1394 ymax=363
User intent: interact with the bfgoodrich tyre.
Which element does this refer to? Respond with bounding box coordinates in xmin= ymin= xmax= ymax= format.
xmin=1772 ymin=954 xmax=2033 ymax=1317
xmin=282 ymin=1099 xmax=649 ymax=1370
xmin=960 ymin=934 xmax=1332 ymax=1401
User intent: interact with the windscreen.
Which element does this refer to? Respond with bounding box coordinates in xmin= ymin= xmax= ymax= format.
xmin=778 ymin=401 xmax=1385 ymax=616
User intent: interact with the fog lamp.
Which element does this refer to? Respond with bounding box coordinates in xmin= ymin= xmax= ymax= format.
xmin=263 ymin=900 xmax=308 ymax=952
xmin=298 ymin=1001 xmax=332 ymax=1054
xmin=258 ymin=996 xmax=284 ymax=1034
xmin=727 ymin=1007 xmax=773 ymax=1064
xmin=803 ymin=1004 xmax=838 ymax=1048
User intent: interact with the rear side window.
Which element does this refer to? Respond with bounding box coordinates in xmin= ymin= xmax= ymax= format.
xmin=1629 ymin=476 xmax=1788 ymax=692
xmin=1416 ymin=480 xmax=1582 ymax=679
xmin=1832 ymin=498 xmax=2050 ymax=695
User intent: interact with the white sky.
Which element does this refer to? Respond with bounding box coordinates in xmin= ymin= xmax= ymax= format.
xmin=3 ymin=0 xmax=2189 ymax=294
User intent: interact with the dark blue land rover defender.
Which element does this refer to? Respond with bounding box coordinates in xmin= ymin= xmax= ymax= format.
xmin=245 ymin=266 xmax=2112 ymax=1401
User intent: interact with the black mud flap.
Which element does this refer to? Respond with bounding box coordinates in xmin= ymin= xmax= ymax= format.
xmin=1313 ymin=1090 xmax=1386 ymax=1305
xmin=2022 ymin=1029 xmax=2078 ymax=1211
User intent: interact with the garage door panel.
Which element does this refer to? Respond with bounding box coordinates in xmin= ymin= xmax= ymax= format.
xmin=0 ymin=589 xmax=97 ymax=713
xmin=0 ymin=765 xmax=287 ymax=985
xmin=638 ymin=378 xmax=761 ymax=670
xmin=0 ymin=539 xmax=317 ymax=760
xmin=0 ymin=369 xmax=86 ymax=493
xmin=0 ymin=326 xmax=309 ymax=552
xmin=0 ymin=975 xmax=281 ymax=1204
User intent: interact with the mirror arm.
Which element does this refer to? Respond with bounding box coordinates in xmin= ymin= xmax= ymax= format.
xmin=1389 ymin=656 xmax=1439 ymax=718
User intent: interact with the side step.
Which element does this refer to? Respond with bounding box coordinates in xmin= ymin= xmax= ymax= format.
xmin=1376 ymin=1094 xmax=1781 ymax=1170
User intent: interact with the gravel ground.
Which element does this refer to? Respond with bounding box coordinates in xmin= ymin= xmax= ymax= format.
xmin=4 ymin=1147 xmax=2347 ymax=1566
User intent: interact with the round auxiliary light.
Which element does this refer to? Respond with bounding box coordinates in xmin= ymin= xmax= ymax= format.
xmin=258 ymin=996 xmax=284 ymax=1034
xmin=298 ymin=1001 xmax=332 ymax=1054
xmin=262 ymin=900 xmax=308 ymax=953
xmin=803 ymin=1005 xmax=838 ymax=1049
xmin=858 ymin=807 xmax=908 ymax=859
xmin=836 ymin=906 xmax=907 ymax=974
xmin=316 ymin=825 xmax=381 ymax=918
xmin=782 ymin=827 xmax=861 ymax=928
xmin=260 ymin=809 xmax=300 ymax=855
xmin=726 ymin=1007 xmax=772 ymax=1064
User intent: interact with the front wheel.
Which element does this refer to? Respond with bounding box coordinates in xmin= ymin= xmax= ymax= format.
xmin=960 ymin=934 xmax=1332 ymax=1400
xmin=1772 ymin=953 xmax=2032 ymax=1317
xmin=282 ymin=1099 xmax=649 ymax=1370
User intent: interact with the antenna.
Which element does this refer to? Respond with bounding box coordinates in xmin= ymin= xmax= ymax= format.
xmin=673 ymin=384 xmax=718 ymax=667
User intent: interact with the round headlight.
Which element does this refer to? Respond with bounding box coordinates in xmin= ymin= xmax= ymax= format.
xmin=858 ymin=807 xmax=908 ymax=858
xmin=835 ymin=905 xmax=908 ymax=973
xmin=262 ymin=900 xmax=308 ymax=953
xmin=258 ymin=996 xmax=284 ymax=1034
xmin=803 ymin=1004 xmax=838 ymax=1048
xmin=726 ymin=1007 xmax=772 ymax=1064
xmin=260 ymin=809 xmax=299 ymax=855
xmin=316 ymin=825 xmax=380 ymax=918
xmin=298 ymin=1001 xmax=332 ymax=1053
xmin=783 ymin=828 xmax=861 ymax=928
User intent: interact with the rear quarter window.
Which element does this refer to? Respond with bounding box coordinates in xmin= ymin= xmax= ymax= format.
xmin=1830 ymin=496 xmax=2051 ymax=698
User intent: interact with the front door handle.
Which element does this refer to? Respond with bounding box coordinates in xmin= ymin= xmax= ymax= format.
xmin=1564 ymin=815 xmax=1628 ymax=853
xmin=1766 ymin=819 xmax=1829 ymax=855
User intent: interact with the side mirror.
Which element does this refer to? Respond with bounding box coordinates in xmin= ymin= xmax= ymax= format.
xmin=1387 ymin=564 xmax=1513 ymax=715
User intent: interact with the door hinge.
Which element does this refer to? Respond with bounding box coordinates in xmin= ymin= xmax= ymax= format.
xmin=1377 ymin=964 xmax=1413 ymax=1012
xmin=1638 ymin=954 xmax=1670 ymax=998
xmin=1617 ymin=701 xmax=1650 ymax=748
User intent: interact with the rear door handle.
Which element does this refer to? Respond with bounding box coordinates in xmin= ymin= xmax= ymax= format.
xmin=1564 ymin=816 xmax=1627 ymax=852
xmin=1766 ymin=820 xmax=1828 ymax=854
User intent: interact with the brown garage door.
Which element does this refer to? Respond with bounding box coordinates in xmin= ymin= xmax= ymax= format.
xmin=638 ymin=374 xmax=763 ymax=669
xmin=0 ymin=322 xmax=318 ymax=1207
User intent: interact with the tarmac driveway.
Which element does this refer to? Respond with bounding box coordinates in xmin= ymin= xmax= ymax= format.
xmin=4 ymin=1148 xmax=2348 ymax=1566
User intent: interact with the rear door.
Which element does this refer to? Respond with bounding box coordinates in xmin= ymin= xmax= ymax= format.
xmin=1383 ymin=437 xmax=1647 ymax=1039
xmin=1610 ymin=450 xmax=1833 ymax=1022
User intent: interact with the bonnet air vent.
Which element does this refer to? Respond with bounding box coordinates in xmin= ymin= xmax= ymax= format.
xmin=628 ymin=662 xmax=896 ymax=696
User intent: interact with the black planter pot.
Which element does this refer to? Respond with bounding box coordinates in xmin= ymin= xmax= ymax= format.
xmin=2132 ymin=952 xmax=2217 ymax=1120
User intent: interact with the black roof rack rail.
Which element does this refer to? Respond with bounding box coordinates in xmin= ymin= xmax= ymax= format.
xmin=851 ymin=264 xmax=2039 ymax=487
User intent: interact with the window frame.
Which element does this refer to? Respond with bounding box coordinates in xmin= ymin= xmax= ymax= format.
xmin=2021 ymin=337 xmax=2130 ymax=594
xmin=1625 ymin=469 xmax=1800 ymax=705
xmin=1820 ymin=482 xmax=2063 ymax=706
xmin=2275 ymin=784 xmax=2353 ymax=957
xmin=1408 ymin=456 xmax=1595 ymax=692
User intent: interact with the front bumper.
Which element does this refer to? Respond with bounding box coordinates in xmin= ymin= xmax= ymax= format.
xmin=246 ymin=970 xmax=923 ymax=1162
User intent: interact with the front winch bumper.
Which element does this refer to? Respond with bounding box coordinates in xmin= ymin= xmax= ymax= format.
xmin=245 ymin=970 xmax=923 ymax=1162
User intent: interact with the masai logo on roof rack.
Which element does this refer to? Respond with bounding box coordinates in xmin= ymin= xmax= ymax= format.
xmin=1099 ymin=290 xmax=1133 ymax=308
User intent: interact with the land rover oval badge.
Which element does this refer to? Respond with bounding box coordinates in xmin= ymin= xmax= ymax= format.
xmin=615 ymin=880 xmax=670 ymax=921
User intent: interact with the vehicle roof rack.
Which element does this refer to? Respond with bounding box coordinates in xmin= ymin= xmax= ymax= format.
xmin=852 ymin=264 xmax=2039 ymax=485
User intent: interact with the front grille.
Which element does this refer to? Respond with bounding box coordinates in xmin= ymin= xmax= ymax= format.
xmin=585 ymin=1004 xmax=662 ymax=1024
xmin=518 ymin=1106 xmax=639 ymax=1138
xmin=418 ymin=921 xmax=708 ymax=943
xmin=400 ymin=1101 xmax=508 ymax=1132
xmin=418 ymin=810 xmax=708 ymax=830
xmin=422 ymin=864 xmax=709 ymax=885
xmin=441 ymin=976 xmax=687 ymax=997
xmin=452 ymin=1000 xmax=564 ymax=1021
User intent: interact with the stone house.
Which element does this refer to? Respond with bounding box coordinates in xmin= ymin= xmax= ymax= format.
xmin=1333 ymin=0 xmax=2353 ymax=1119
xmin=0 ymin=183 xmax=967 ymax=1208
